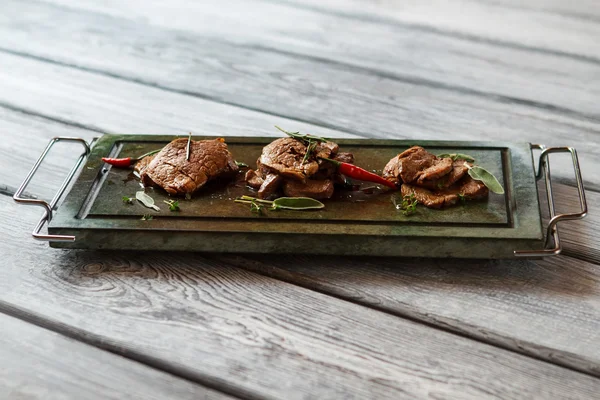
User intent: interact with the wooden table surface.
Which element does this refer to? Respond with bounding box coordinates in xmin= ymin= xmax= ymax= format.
xmin=1 ymin=1 xmax=599 ymax=398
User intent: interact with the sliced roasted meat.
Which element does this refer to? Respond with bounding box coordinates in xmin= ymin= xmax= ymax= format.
xmin=283 ymin=179 xmax=334 ymax=199
xmin=258 ymin=173 xmax=283 ymax=199
xmin=383 ymin=146 xmax=454 ymax=185
xmin=401 ymin=184 xmax=459 ymax=209
xmin=258 ymin=138 xmax=319 ymax=182
xmin=314 ymin=141 xmax=339 ymax=159
xmin=245 ymin=169 xmax=264 ymax=189
xmin=141 ymin=138 xmax=238 ymax=196
xmin=134 ymin=154 xmax=155 ymax=176
xmin=459 ymin=176 xmax=489 ymax=200
xmin=419 ymin=160 xmax=470 ymax=190
xmin=415 ymin=157 xmax=453 ymax=184
xmin=402 ymin=175 xmax=489 ymax=209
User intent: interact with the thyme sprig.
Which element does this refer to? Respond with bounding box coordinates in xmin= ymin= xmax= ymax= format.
xmin=275 ymin=126 xmax=328 ymax=165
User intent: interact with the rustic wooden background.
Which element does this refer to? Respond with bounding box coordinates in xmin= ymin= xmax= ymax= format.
xmin=1 ymin=0 xmax=599 ymax=398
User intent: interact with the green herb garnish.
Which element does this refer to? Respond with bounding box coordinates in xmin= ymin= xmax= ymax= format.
xmin=141 ymin=214 xmax=153 ymax=221
xmin=457 ymin=193 xmax=466 ymax=204
xmin=163 ymin=199 xmax=180 ymax=212
xmin=275 ymin=126 xmax=328 ymax=165
xmin=392 ymin=193 xmax=419 ymax=216
xmin=235 ymin=161 xmax=248 ymax=168
xmin=438 ymin=153 xmax=476 ymax=162
xmin=122 ymin=196 xmax=134 ymax=204
xmin=274 ymin=126 xmax=328 ymax=144
xmin=464 ymin=163 xmax=505 ymax=194
xmin=234 ymin=195 xmax=325 ymax=213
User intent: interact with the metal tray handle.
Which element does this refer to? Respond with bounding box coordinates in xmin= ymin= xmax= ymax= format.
xmin=514 ymin=145 xmax=587 ymax=257
xmin=13 ymin=137 xmax=90 ymax=242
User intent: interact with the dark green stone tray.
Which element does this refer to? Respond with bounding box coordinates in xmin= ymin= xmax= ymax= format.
xmin=44 ymin=134 xmax=546 ymax=258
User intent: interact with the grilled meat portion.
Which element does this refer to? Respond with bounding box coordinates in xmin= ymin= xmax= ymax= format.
xmin=248 ymin=137 xmax=352 ymax=199
xmin=258 ymin=173 xmax=283 ymax=199
xmin=283 ymin=179 xmax=335 ymax=199
xmin=418 ymin=160 xmax=470 ymax=190
xmin=386 ymin=146 xmax=491 ymax=209
xmin=401 ymin=176 xmax=489 ymax=209
xmin=258 ymin=138 xmax=319 ymax=182
xmin=141 ymin=138 xmax=238 ymax=195
xmin=134 ymin=154 xmax=155 ymax=176
xmin=245 ymin=169 xmax=264 ymax=189
xmin=383 ymin=146 xmax=452 ymax=185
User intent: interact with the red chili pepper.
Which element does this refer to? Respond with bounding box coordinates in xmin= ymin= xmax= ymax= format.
xmin=321 ymin=158 xmax=397 ymax=189
xmin=102 ymin=149 xmax=162 ymax=168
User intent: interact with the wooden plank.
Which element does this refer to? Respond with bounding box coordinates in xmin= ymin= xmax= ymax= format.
xmin=0 ymin=313 xmax=232 ymax=400
xmin=551 ymin=183 xmax=600 ymax=263
xmin=216 ymin=251 xmax=600 ymax=377
xmin=12 ymin=0 xmax=599 ymax=118
xmin=266 ymin=0 xmax=600 ymax=57
xmin=2 ymin=194 xmax=600 ymax=399
xmin=0 ymin=41 xmax=598 ymax=190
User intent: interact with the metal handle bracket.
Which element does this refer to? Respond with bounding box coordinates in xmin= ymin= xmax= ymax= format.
xmin=514 ymin=145 xmax=587 ymax=257
xmin=13 ymin=137 xmax=90 ymax=242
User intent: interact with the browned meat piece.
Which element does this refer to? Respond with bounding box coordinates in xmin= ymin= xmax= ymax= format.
xmin=416 ymin=157 xmax=453 ymax=184
xmin=402 ymin=184 xmax=458 ymax=209
xmin=245 ymin=169 xmax=264 ymax=189
xmin=459 ymin=176 xmax=489 ymax=200
xmin=283 ymin=179 xmax=334 ymax=199
xmin=419 ymin=160 xmax=470 ymax=190
xmin=141 ymin=138 xmax=238 ymax=196
xmin=258 ymin=174 xmax=283 ymax=199
xmin=259 ymin=138 xmax=319 ymax=182
xmin=134 ymin=155 xmax=155 ymax=176
xmin=383 ymin=146 xmax=453 ymax=185
xmin=314 ymin=141 xmax=339 ymax=159
xmin=402 ymin=175 xmax=489 ymax=209
xmin=334 ymin=152 xmax=354 ymax=164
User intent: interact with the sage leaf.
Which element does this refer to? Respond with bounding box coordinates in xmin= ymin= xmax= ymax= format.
xmin=467 ymin=166 xmax=505 ymax=194
xmin=272 ymin=197 xmax=325 ymax=210
xmin=437 ymin=153 xmax=476 ymax=162
xmin=136 ymin=190 xmax=160 ymax=211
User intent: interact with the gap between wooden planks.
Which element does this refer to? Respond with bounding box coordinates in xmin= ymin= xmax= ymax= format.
xmin=0 ymin=313 xmax=232 ymax=400
xmin=1 ymin=193 xmax=600 ymax=399
xmin=15 ymin=0 xmax=599 ymax=117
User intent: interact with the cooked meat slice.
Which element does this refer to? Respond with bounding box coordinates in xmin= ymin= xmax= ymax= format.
xmin=383 ymin=146 xmax=436 ymax=185
xmin=258 ymin=174 xmax=283 ymax=199
xmin=134 ymin=154 xmax=155 ymax=176
xmin=314 ymin=141 xmax=339 ymax=159
xmin=334 ymin=152 xmax=354 ymax=164
xmin=259 ymin=138 xmax=319 ymax=182
xmin=384 ymin=146 xmax=454 ymax=185
xmin=402 ymin=174 xmax=489 ymax=209
xmin=141 ymin=138 xmax=238 ymax=195
xmin=416 ymin=157 xmax=453 ymax=184
xmin=401 ymin=184 xmax=458 ymax=209
xmin=283 ymin=179 xmax=334 ymax=199
xmin=382 ymin=156 xmax=402 ymax=185
xmin=245 ymin=169 xmax=264 ymax=189
xmin=419 ymin=160 xmax=468 ymax=189
xmin=459 ymin=176 xmax=489 ymax=199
